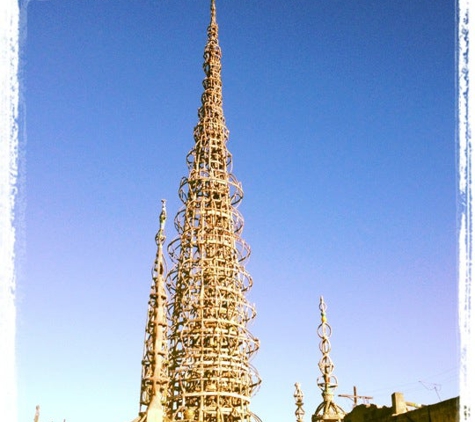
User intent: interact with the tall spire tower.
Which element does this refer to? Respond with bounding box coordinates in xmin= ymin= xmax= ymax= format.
xmin=312 ymin=297 xmax=345 ymax=422
xmin=166 ymin=1 xmax=260 ymax=421
xmin=135 ymin=200 xmax=169 ymax=422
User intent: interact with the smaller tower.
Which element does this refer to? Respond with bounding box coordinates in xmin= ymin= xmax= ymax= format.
xmin=294 ymin=383 xmax=305 ymax=422
xmin=33 ymin=405 xmax=40 ymax=422
xmin=312 ymin=297 xmax=345 ymax=422
xmin=135 ymin=200 xmax=169 ymax=422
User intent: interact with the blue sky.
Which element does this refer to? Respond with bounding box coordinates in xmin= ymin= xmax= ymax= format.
xmin=18 ymin=0 xmax=457 ymax=421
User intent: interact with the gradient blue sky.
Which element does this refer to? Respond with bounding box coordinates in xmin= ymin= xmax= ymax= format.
xmin=18 ymin=1 xmax=457 ymax=421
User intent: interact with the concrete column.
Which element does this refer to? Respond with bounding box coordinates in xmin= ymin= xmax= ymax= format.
xmin=392 ymin=392 xmax=407 ymax=415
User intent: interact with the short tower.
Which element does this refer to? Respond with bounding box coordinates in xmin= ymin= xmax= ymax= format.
xmin=294 ymin=383 xmax=305 ymax=422
xmin=312 ymin=297 xmax=345 ymax=422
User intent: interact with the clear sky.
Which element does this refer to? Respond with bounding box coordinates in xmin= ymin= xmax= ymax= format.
xmin=18 ymin=1 xmax=457 ymax=421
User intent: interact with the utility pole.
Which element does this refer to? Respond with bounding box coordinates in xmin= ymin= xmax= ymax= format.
xmin=338 ymin=386 xmax=373 ymax=408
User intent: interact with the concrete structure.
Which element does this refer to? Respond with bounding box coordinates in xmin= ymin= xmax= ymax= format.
xmin=343 ymin=393 xmax=459 ymax=422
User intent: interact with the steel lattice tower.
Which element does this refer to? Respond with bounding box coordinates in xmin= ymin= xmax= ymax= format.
xmin=166 ymin=1 xmax=261 ymax=422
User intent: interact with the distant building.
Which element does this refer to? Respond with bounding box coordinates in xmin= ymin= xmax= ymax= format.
xmin=343 ymin=392 xmax=458 ymax=422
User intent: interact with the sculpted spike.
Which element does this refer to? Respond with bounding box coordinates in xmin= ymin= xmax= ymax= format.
xmin=294 ymin=383 xmax=305 ymax=422
xmin=166 ymin=1 xmax=261 ymax=422
xmin=136 ymin=200 xmax=169 ymax=422
xmin=210 ymin=0 xmax=216 ymax=25
xmin=312 ymin=297 xmax=346 ymax=422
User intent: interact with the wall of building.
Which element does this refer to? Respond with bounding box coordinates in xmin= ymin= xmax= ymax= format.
xmin=343 ymin=393 xmax=458 ymax=422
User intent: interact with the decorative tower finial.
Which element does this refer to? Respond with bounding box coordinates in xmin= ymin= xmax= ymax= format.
xmin=210 ymin=0 xmax=216 ymax=24
xmin=311 ymin=297 xmax=345 ymax=422
xmin=34 ymin=405 xmax=40 ymax=422
xmin=294 ymin=383 xmax=305 ymax=422
xmin=166 ymin=1 xmax=261 ymax=421
xmin=136 ymin=200 xmax=169 ymax=422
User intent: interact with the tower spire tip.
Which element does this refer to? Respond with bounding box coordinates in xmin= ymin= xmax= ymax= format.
xmin=159 ymin=199 xmax=167 ymax=230
xmin=211 ymin=0 xmax=216 ymax=23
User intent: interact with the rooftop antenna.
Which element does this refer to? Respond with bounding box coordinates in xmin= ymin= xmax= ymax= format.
xmin=419 ymin=381 xmax=441 ymax=402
